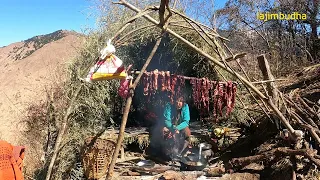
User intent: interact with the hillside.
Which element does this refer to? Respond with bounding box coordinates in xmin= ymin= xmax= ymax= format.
xmin=0 ymin=30 xmax=83 ymax=144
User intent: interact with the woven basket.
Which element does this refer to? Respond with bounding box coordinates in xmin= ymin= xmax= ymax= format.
xmin=82 ymin=137 xmax=116 ymax=179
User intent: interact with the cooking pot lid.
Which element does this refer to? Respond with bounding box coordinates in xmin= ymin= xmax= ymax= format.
xmin=136 ymin=160 xmax=155 ymax=167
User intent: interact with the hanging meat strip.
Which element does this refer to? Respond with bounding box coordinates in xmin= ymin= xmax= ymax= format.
xmin=150 ymin=71 xmax=154 ymax=95
xmin=170 ymin=74 xmax=178 ymax=103
xmin=213 ymin=82 xmax=219 ymax=120
xmin=217 ymin=83 xmax=224 ymax=117
xmin=160 ymin=71 xmax=166 ymax=91
xmin=171 ymin=75 xmax=178 ymax=95
xmin=166 ymin=71 xmax=171 ymax=91
xmin=229 ymin=83 xmax=237 ymax=115
xmin=197 ymin=79 xmax=202 ymax=110
xmin=154 ymin=69 xmax=159 ymax=92
xmin=200 ymin=78 xmax=207 ymax=118
xmin=226 ymin=81 xmax=233 ymax=116
xmin=176 ymin=76 xmax=181 ymax=98
xmin=191 ymin=79 xmax=197 ymax=108
xmin=176 ymin=76 xmax=185 ymax=99
xmin=143 ymin=72 xmax=150 ymax=96
xmin=205 ymin=79 xmax=210 ymax=113
xmin=210 ymin=81 xmax=215 ymax=115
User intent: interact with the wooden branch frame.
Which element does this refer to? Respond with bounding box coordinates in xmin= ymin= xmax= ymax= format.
xmin=115 ymin=25 xmax=156 ymax=46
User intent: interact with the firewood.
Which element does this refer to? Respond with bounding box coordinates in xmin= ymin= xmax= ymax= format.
xmin=230 ymin=147 xmax=320 ymax=169
xmin=205 ymin=167 xmax=226 ymax=177
xmin=127 ymin=171 xmax=141 ymax=176
xmin=297 ymin=96 xmax=320 ymax=121
xmin=284 ymin=96 xmax=319 ymax=128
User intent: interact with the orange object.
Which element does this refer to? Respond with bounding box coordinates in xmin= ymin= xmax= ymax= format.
xmin=0 ymin=140 xmax=25 ymax=180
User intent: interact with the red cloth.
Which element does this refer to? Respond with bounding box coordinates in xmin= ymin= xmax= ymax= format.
xmin=118 ymin=65 xmax=133 ymax=99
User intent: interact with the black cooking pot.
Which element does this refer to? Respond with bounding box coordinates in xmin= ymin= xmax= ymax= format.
xmin=180 ymin=154 xmax=207 ymax=171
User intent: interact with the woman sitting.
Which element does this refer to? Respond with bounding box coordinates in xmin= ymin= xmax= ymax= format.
xmin=162 ymin=96 xmax=191 ymax=157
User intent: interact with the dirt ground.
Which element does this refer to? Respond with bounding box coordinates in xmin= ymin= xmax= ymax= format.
xmin=0 ymin=33 xmax=83 ymax=173
xmin=0 ymin=33 xmax=81 ymax=144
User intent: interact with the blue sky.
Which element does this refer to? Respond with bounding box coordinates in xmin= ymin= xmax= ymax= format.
xmin=0 ymin=0 xmax=96 ymax=47
xmin=0 ymin=0 xmax=228 ymax=47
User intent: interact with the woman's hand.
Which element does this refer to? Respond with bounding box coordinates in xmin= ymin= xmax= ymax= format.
xmin=163 ymin=127 xmax=169 ymax=132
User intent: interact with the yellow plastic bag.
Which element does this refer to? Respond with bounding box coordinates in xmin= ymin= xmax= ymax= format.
xmin=85 ymin=40 xmax=127 ymax=82
xmin=87 ymin=54 xmax=127 ymax=81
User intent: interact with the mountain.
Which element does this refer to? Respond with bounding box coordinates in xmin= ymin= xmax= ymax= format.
xmin=0 ymin=30 xmax=84 ymax=144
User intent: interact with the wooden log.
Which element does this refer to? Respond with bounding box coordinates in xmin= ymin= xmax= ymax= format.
xmin=127 ymin=171 xmax=141 ymax=176
xmin=230 ymin=147 xmax=320 ymax=169
xmin=257 ymin=54 xmax=278 ymax=105
xmin=205 ymin=167 xmax=226 ymax=177
xmin=278 ymin=73 xmax=320 ymax=93
xmin=106 ymin=37 xmax=163 ymax=180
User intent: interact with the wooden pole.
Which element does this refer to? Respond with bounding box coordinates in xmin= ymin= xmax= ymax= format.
xmin=106 ymin=36 xmax=163 ymax=179
xmin=257 ymin=54 xmax=278 ymax=105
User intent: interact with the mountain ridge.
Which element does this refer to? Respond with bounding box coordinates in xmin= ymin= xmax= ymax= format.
xmin=0 ymin=30 xmax=84 ymax=144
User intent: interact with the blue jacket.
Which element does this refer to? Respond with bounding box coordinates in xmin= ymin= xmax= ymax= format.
xmin=163 ymin=102 xmax=190 ymax=131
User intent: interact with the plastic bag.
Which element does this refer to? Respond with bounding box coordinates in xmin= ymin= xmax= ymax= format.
xmin=85 ymin=40 xmax=127 ymax=82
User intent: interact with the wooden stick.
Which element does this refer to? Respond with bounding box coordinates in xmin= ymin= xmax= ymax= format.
xmin=224 ymin=53 xmax=247 ymax=62
xmin=106 ymin=36 xmax=163 ymax=180
xmin=285 ymin=96 xmax=319 ymax=128
xmin=257 ymin=54 xmax=278 ymax=105
xmin=297 ymin=96 xmax=320 ymax=121
xmin=290 ymin=112 xmax=320 ymax=146
xmin=168 ymin=23 xmax=228 ymax=41
xmin=45 ymin=85 xmax=83 ymax=180
xmin=115 ymin=0 xmax=295 ymax=135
